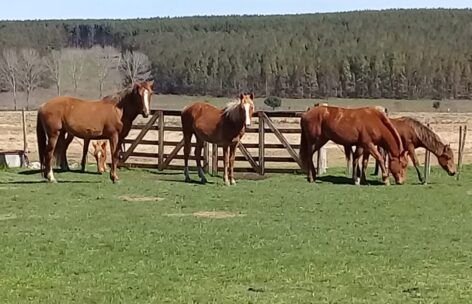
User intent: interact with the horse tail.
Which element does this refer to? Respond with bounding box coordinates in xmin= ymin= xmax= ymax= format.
xmin=343 ymin=145 xmax=352 ymax=161
xmin=36 ymin=111 xmax=47 ymax=177
xmin=299 ymin=116 xmax=309 ymax=171
xmin=378 ymin=111 xmax=403 ymax=154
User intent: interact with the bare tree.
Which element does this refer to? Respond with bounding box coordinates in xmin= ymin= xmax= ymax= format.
xmin=119 ymin=50 xmax=151 ymax=86
xmin=64 ymin=48 xmax=85 ymax=93
xmin=92 ymin=46 xmax=118 ymax=97
xmin=0 ymin=49 xmax=20 ymax=110
xmin=45 ymin=49 xmax=63 ymax=95
xmin=18 ymin=48 xmax=46 ymax=110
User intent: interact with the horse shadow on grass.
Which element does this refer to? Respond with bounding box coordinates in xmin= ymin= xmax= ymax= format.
xmin=18 ymin=169 xmax=103 ymax=177
xmin=0 ymin=180 xmax=98 ymax=185
xmin=317 ymin=175 xmax=384 ymax=186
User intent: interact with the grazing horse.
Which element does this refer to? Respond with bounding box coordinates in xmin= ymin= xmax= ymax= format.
xmin=299 ymin=105 xmax=408 ymax=185
xmin=36 ymin=81 xmax=154 ymax=183
xmin=351 ymin=117 xmax=456 ymax=184
xmin=92 ymin=140 xmax=108 ymax=174
xmin=181 ymin=93 xmax=255 ymax=185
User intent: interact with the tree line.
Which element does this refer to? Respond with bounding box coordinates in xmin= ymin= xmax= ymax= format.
xmin=0 ymin=47 xmax=151 ymax=109
xmin=1 ymin=9 xmax=472 ymax=103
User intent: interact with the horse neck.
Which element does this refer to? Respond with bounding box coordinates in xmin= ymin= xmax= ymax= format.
xmin=117 ymin=94 xmax=140 ymax=125
xmin=418 ymin=130 xmax=445 ymax=157
xmin=222 ymin=107 xmax=245 ymax=138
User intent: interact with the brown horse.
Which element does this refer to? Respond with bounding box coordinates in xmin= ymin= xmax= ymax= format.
xmin=299 ymin=105 xmax=408 ymax=185
xmin=181 ymin=93 xmax=255 ymax=185
xmin=351 ymin=117 xmax=456 ymax=184
xmin=36 ymin=81 xmax=154 ymax=183
xmin=92 ymin=140 xmax=108 ymax=174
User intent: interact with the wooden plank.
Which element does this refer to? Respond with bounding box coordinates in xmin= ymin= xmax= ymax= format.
xmin=245 ymin=127 xmax=301 ymax=134
xmin=129 ymin=152 xmax=159 ymax=158
xmin=159 ymin=139 xmax=184 ymax=170
xmin=158 ymin=110 xmax=165 ymax=167
xmin=237 ymin=142 xmax=260 ymax=172
xmin=261 ymin=112 xmax=303 ymax=168
xmin=216 ymin=156 xmax=296 ymax=163
xmin=123 ymin=139 xmax=159 ymax=145
xmin=131 ymin=125 xmax=160 ymax=131
xmin=120 ymin=112 xmax=159 ymax=163
xmin=258 ymin=112 xmax=265 ymax=175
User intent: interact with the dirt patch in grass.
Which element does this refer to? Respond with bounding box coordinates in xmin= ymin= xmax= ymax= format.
xmin=119 ymin=195 xmax=165 ymax=202
xmin=192 ymin=211 xmax=245 ymax=219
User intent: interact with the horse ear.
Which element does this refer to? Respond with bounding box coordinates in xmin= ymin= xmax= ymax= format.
xmin=250 ymin=92 xmax=254 ymax=100
xmin=92 ymin=142 xmax=97 ymax=148
xmin=133 ymin=82 xmax=141 ymax=93
xmin=148 ymin=80 xmax=155 ymax=91
xmin=239 ymin=93 xmax=244 ymax=100
xmin=101 ymin=141 xmax=107 ymax=150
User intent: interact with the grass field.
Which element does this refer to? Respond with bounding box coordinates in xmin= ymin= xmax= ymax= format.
xmin=0 ymin=166 xmax=471 ymax=303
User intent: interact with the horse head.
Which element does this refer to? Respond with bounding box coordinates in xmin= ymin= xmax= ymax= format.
xmin=388 ymin=150 xmax=409 ymax=185
xmin=133 ymin=80 xmax=155 ymax=118
xmin=438 ymin=144 xmax=456 ymax=176
xmin=239 ymin=92 xmax=255 ymax=126
xmin=92 ymin=141 xmax=107 ymax=174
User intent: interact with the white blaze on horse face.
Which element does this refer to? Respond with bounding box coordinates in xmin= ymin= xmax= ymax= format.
xmin=143 ymin=89 xmax=151 ymax=116
xmin=244 ymin=103 xmax=251 ymax=126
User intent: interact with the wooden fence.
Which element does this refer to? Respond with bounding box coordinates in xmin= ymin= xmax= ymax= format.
xmin=118 ymin=109 xmax=468 ymax=183
xmin=118 ymin=109 xmax=327 ymax=175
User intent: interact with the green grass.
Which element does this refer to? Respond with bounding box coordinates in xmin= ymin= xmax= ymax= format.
xmin=0 ymin=166 xmax=471 ymax=303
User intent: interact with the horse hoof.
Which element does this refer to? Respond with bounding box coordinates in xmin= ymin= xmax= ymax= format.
xmin=230 ymin=179 xmax=236 ymax=185
xmin=184 ymin=177 xmax=192 ymax=183
xmin=200 ymin=178 xmax=208 ymax=184
xmin=224 ymin=180 xmax=230 ymax=186
xmin=48 ymin=179 xmax=58 ymax=184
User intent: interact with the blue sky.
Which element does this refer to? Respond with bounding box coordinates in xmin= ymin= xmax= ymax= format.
xmin=1 ymin=0 xmax=470 ymax=20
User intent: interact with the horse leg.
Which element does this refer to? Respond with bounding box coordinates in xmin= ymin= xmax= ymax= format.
xmin=109 ymin=133 xmax=120 ymax=183
xmin=352 ymin=146 xmax=364 ymax=185
xmin=361 ymin=150 xmax=370 ymax=185
xmin=367 ymin=143 xmax=389 ymax=185
xmin=407 ymin=144 xmax=423 ymax=184
xmin=81 ymin=138 xmax=90 ymax=172
xmin=195 ymin=138 xmax=207 ymax=184
xmin=45 ymin=130 xmax=60 ymax=183
xmin=183 ymin=132 xmax=192 ymax=183
xmin=311 ymin=138 xmax=328 ymax=183
xmin=223 ymin=145 xmax=230 ymax=186
xmin=61 ymin=132 xmax=74 ymax=171
xmin=229 ymin=144 xmax=237 ymax=185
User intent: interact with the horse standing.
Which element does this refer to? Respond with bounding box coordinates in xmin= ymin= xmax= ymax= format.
xmin=351 ymin=117 xmax=455 ymax=184
xmin=299 ymin=105 xmax=408 ymax=185
xmin=36 ymin=81 xmax=154 ymax=183
xmin=181 ymin=93 xmax=255 ymax=185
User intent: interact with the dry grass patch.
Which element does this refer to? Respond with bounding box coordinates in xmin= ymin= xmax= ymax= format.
xmin=119 ymin=195 xmax=165 ymax=202
xmin=192 ymin=211 xmax=245 ymax=219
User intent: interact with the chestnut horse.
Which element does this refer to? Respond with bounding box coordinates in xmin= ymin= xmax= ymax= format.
xmin=36 ymin=81 xmax=154 ymax=183
xmin=92 ymin=140 xmax=108 ymax=174
xmin=181 ymin=93 xmax=255 ymax=185
xmin=299 ymin=105 xmax=408 ymax=185
xmin=350 ymin=116 xmax=456 ymax=184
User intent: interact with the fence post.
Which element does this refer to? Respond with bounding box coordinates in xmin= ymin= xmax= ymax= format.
xmin=211 ymin=143 xmax=218 ymax=176
xmin=423 ymin=122 xmax=432 ymax=183
xmin=258 ymin=112 xmax=265 ymax=175
xmin=316 ymin=147 xmax=327 ymax=175
xmin=158 ymin=110 xmax=165 ymax=170
xmin=457 ymin=125 xmax=467 ymax=181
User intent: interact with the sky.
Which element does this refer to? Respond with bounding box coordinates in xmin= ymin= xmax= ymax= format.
xmin=0 ymin=0 xmax=470 ymax=20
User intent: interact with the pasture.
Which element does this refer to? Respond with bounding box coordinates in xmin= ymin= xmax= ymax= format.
xmin=0 ymin=166 xmax=471 ymax=303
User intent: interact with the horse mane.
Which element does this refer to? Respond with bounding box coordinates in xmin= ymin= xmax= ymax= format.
xmin=223 ymin=100 xmax=244 ymax=123
xmin=102 ymin=87 xmax=134 ymax=105
xmin=397 ymin=117 xmax=446 ymax=155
